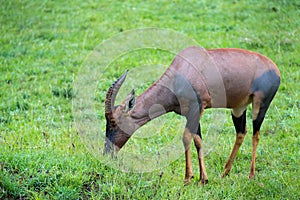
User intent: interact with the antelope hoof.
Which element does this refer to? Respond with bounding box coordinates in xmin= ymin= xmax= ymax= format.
xmin=249 ymin=173 xmax=255 ymax=179
xmin=184 ymin=175 xmax=194 ymax=186
xmin=221 ymin=170 xmax=230 ymax=178
xmin=198 ymin=179 xmax=208 ymax=186
xmin=184 ymin=179 xmax=191 ymax=186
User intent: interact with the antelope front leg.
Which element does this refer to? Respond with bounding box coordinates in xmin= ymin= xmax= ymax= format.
xmin=193 ymin=125 xmax=208 ymax=185
xmin=183 ymin=128 xmax=193 ymax=185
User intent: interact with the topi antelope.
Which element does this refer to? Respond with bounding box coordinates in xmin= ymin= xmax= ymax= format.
xmin=104 ymin=46 xmax=280 ymax=185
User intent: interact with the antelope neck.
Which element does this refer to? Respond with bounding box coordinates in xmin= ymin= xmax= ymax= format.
xmin=129 ymin=80 xmax=178 ymax=129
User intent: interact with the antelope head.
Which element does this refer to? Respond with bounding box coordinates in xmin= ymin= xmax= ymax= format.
xmin=104 ymin=71 xmax=136 ymax=156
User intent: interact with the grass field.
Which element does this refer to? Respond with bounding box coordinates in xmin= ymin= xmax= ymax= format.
xmin=1 ymin=0 xmax=299 ymax=199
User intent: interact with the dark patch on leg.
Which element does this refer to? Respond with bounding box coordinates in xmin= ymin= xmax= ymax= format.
xmin=173 ymin=73 xmax=202 ymax=108
xmin=232 ymin=110 xmax=247 ymax=134
xmin=186 ymin=102 xmax=201 ymax=133
xmin=253 ymin=110 xmax=265 ymax=134
xmin=253 ymin=91 xmax=277 ymax=134
xmin=174 ymin=73 xmax=202 ymax=133
xmin=196 ymin=124 xmax=202 ymax=139
xmin=251 ymin=69 xmax=280 ymax=134
xmin=251 ymin=69 xmax=280 ymax=133
xmin=251 ymin=69 xmax=280 ymax=99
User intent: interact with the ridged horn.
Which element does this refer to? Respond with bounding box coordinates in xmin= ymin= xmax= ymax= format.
xmin=105 ymin=70 xmax=128 ymax=114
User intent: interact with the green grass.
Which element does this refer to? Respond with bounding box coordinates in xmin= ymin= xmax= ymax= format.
xmin=1 ymin=0 xmax=299 ymax=199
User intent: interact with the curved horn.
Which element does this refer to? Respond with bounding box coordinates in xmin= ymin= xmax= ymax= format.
xmin=105 ymin=70 xmax=128 ymax=114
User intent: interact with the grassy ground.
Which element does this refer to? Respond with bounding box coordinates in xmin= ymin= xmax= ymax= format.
xmin=1 ymin=0 xmax=299 ymax=199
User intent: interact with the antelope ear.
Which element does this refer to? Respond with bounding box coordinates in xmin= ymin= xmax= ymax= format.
xmin=123 ymin=89 xmax=135 ymax=112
